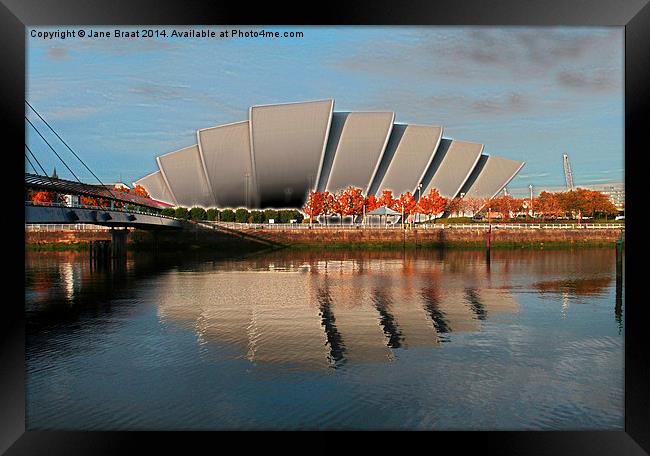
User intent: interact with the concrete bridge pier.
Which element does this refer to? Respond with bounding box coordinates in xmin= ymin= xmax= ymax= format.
xmin=111 ymin=228 xmax=128 ymax=258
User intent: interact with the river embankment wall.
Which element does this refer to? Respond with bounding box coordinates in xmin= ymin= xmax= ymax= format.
xmin=239 ymin=226 xmax=624 ymax=248
xmin=25 ymin=225 xmax=624 ymax=250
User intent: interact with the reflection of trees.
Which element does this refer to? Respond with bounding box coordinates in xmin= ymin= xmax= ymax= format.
xmin=533 ymin=277 xmax=612 ymax=296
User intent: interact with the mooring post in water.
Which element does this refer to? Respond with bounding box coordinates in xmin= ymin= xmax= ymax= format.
xmin=486 ymin=223 xmax=491 ymax=250
xmin=616 ymin=231 xmax=623 ymax=280
xmin=615 ymin=230 xmax=624 ymax=332
xmin=111 ymin=228 xmax=128 ymax=258
xmin=90 ymin=239 xmax=111 ymax=266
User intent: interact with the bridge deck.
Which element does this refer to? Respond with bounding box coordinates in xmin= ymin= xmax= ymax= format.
xmin=25 ymin=203 xmax=182 ymax=230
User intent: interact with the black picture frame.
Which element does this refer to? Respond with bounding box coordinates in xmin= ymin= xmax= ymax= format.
xmin=3 ymin=0 xmax=648 ymax=453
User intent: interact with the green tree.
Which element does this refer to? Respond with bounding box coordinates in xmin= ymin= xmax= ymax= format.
xmin=189 ymin=206 xmax=207 ymax=221
xmin=263 ymin=209 xmax=279 ymax=223
xmin=206 ymin=208 xmax=220 ymax=221
xmin=174 ymin=207 xmax=189 ymax=220
xmin=249 ymin=210 xmax=264 ymax=223
xmin=277 ymin=210 xmax=291 ymax=223
xmin=220 ymin=209 xmax=235 ymax=222
xmin=161 ymin=208 xmax=176 ymax=217
xmin=288 ymin=209 xmax=304 ymax=223
xmin=235 ymin=208 xmax=250 ymax=223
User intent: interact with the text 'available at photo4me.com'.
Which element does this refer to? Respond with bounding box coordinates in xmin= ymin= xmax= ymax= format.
xmin=30 ymin=28 xmax=306 ymax=41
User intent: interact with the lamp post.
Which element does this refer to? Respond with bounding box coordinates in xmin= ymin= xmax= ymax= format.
xmin=244 ymin=173 xmax=250 ymax=208
xmin=487 ymin=206 xmax=492 ymax=249
xmin=529 ymin=184 xmax=533 ymax=218
xmin=460 ymin=192 xmax=465 ymax=217
xmin=417 ymin=183 xmax=423 ymax=224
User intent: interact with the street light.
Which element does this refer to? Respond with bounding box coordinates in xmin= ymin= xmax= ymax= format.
xmin=244 ymin=173 xmax=250 ymax=208
xmin=417 ymin=183 xmax=423 ymax=224
xmin=529 ymin=184 xmax=533 ymax=218
xmin=460 ymin=192 xmax=465 ymax=217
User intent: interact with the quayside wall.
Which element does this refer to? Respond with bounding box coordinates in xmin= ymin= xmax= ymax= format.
xmin=25 ymin=225 xmax=624 ymax=249
xmin=235 ymin=226 xmax=624 ymax=248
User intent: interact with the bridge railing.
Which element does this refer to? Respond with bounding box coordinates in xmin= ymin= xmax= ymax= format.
xmin=26 ymin=223 xmax=113 ymax=232
xmin=25 ymin=200 xmax=179 ymax=220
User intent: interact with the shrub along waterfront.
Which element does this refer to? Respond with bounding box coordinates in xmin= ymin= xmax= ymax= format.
xmin=164 ymin=207 xmax=305 ymax=224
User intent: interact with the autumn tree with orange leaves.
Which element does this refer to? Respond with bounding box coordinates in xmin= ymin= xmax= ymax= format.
xmin=365 ymin=194 xmax=379 ymax=212
xmin=303 ymin=191 xmax=324 ymax=224
xmin=392 ymin=191 xmax=417 ymax=225
xmin=338 ymin=186 xmax=365 ymax=218
xmin=534 ymin=191 xmax=564 ymax=219
xmin=377 ymin=190 xmax=396 ymax=209
xmin=132 ymin=184 xmax=150 ymax=198
xmin=489 ymin=195 xmax=524 ymax=219
xmin=30 ymin=191 xmax=56 ymax=203
xmin=321 ymin=191 xmax=338 ymax=226
xmin=463 ymin=197 xmax=489 ymax=217
xmin=444 ymin=197 xmax=464 ymax=216
xmin=417 ymin=188 xmax=446 ymax=222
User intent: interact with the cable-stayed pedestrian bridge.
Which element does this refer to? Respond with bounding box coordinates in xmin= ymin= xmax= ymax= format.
xmin=25 ymin=173 xmax=182 ymax=230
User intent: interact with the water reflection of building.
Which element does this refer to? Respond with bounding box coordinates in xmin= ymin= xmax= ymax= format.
xmin=156 ymin=257 xmax=520 ymax=370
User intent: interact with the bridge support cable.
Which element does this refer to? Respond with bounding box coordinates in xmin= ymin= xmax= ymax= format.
xmin=25 ymin=116 xmax=82 ymax=182
xmin=24 ymin=151 xmax=39 ymax=175
xmin=25 ymin=100 xmax=117 ymax=200
xmin=25 ymin=144 xmax=52 ymax=180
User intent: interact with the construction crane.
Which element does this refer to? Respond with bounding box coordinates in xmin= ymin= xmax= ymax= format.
xmin=563 ymin=153 xmax=574 ymax=191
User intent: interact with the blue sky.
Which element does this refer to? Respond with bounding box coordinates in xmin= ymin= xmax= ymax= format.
xmin=26 ymin=26 xmax=624 ymax=196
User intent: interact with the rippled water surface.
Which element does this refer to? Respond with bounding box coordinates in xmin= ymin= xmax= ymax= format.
xmin=26 ymin=248 xmax=624 ymax=430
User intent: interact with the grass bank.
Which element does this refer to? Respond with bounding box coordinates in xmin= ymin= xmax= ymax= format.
xmin=26 ymin=242 xmax=91 ymax=252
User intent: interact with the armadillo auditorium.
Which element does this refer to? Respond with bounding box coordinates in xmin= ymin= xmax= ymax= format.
xmin=134 ymin=99 xmax=525 ymax=209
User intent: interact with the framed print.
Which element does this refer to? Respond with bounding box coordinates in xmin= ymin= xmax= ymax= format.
xmin=2 ymin=0 xmax=649 ymax=453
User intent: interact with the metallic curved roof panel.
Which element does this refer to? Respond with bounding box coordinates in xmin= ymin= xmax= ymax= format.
xmin=461 ymin=155 xmax=525 ymax=199
xmin=369 ymin=124 xmax=443 ymax=197
xmin=197 ymin=120 xmax=253 ymax=208
xmin=421 ymin=139 xmax=484 ymax=198
xmin=249 ymin=99 xmax=334 ymax=208
xmin=133 ymin=170 xmax=177 ymax=206
xmin=323 ymin=111 xmax=395 ymax=193
xmin=156 ymin=145 xmax=215 ymax=208
xmin=316 ymin=112 xmax=347 ymax=192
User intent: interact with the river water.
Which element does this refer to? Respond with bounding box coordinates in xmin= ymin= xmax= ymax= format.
xmin=25 ymin=248 xmax=624 ymax=430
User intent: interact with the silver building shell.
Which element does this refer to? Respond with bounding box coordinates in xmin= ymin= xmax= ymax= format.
xmin=197 ymin=120 xmax=253 ymax=208
xmin=320 ymin=111 xmax=394 ymax=194
xmin=157 ymin=145 xmax=215 ymax=208
xmin=249 ymin=100 xmax=334 ymax=208
xmin=460 ymin=155 xmax=526 ymax=199
xmin=420 ymin=139 xmax=484 ymax=199
xmin=369 ymin=124 xmax=443 ymax=196
xmin=136 ymin=99 xmax=524 ymax=209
